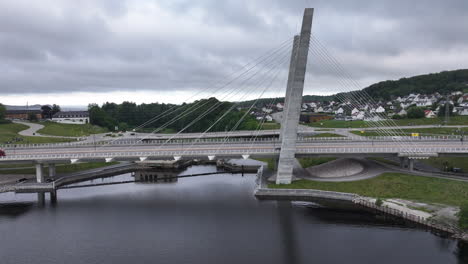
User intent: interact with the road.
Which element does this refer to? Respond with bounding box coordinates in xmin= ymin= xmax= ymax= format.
xmin=1 ymin=139 xmax=467 ymax=163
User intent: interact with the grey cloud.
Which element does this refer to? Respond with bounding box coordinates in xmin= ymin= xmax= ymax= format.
xmin=0 ymin=0 xmax=467 ymax=97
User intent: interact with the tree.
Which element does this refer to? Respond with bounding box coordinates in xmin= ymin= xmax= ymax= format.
xmin=406 ymin=106 xmax=425 ymax=119
xmin=0 ymin=103 xmax=6 ymax=121
xmin=51 ymin=104 xmax=61 ymax=116
xmin=41 ymin=105 xmax=52 ymax=119
xmin=437 ymin=103 xmax=455 ymax=117
xmin=27 ymin=112 xmax=38 ymax=121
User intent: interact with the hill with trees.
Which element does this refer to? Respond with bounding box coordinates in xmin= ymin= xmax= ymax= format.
xmin=89 ymin=98 xmax=260 ymax=133
xmin=356 ymin=69 xmax=468 ymax=100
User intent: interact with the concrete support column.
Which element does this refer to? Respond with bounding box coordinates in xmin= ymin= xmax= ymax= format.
xmin=50 ymin=191 xmax=57 ymax=205
xmin=35 ymin=163 xmax=44 ymax=183
xmin=48 ymin=163 xmax=56 ymax=178
xmin=37 ymin=192 xmax=45 ymax=207
xmin=276 ymin=8 xmax=314 ymax=184
xmin=408 ymin=159 xmax=414 ymax=171
xmin=399 ymin=157 xmax=406 ymax=168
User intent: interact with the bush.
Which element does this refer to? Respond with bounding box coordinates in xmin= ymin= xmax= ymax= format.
xmin=375 ymin=198 xmax=384 ymax=207
xmin=459 ymin=204 xmax=468 ymax=231
xmin=407 ymin=106 xmax=425 ymax=119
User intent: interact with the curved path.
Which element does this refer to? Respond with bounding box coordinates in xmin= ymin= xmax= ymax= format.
xmin=13 ymin=121 xmax=78 ymax=139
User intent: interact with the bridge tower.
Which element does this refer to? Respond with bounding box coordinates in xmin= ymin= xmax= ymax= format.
xmin=276 ymin=8 xmax=314 ymax=184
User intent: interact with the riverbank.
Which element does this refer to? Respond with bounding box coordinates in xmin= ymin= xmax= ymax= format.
xmin=261 ymin=172 xmax=468 ymax=241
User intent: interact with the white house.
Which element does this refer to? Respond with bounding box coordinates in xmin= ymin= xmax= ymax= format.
xmin=398 ymin=109 xmax=407 ymax=116
xmin=351 ymin=108 xmax=360 ymax=115
xmin=335 ymin=107 xmax=344 ymax=115
xmin=262 ymin=107 xmax=273 ymax=114
xmin=52 ymin=111 xmax=90 ymax=124
xmin=375 ymin=106 xmax=386 ymax=113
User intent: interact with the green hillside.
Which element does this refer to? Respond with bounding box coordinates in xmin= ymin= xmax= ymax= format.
xmin=359 ymin=69 xmax=468 ymax=100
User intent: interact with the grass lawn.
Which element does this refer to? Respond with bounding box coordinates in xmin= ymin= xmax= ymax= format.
xmin=268 ymin=172 xmax=468 ymax=207
xmin=307 ymin=120 xmax=368 ymax=128
xmin=0 ymin=162 xmax=119 ymax=175
xmin=310 ymin=133 xmax=345 ymax=138
xmin=37 ymin=121 xmax=108 ymax=137
xmin=306 ymin=116 xmax=468 ymax=128
xmin=253 ymin=158 xmax=277 ymax=171
xmin=351 ymin=128 xmax=468 ymax=137
xmin=260 ymin=122 xmax=281 ymax=130
xmin=298 ymin=157 xmax=336 ymax=168
xmin=421 ymin=157 xmax=468 ymax=172
xmin=366 ymin=157 xmax=399 ymax=166
xmin=0 ymin=123 xmax=74 ymax=145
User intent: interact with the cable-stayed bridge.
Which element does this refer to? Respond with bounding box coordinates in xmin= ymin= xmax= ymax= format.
xmin=1 ymin=8 xmax=467 ymax=187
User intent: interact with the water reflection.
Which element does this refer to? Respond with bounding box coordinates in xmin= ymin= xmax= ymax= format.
xmin=278 ymin=201 xmax=299 ymax=264
xmin=0 ymin=165 xmax=466 ymax=264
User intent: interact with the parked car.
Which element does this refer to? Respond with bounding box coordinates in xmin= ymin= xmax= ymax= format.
xmin=17 ymin=178 xmax=27 ymax=183
xmin=0 ymin=149 xmax=5 ymax=157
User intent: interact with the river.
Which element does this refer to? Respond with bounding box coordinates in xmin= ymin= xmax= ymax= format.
xmin=0 ymin=165 xmax=466 ymax=264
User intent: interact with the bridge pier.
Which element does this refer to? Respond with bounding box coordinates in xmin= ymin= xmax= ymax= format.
xmin=399 ymin=157 xmax=406 ymax=168
xmin=408 ymin=159 xmax=414 ymax=172
xmin=50 ymin=190 xmax=57 ymax=204
xmin=48 ymin=163 xmax=56 ymax=179
xmin=35 ymin=163 xmax=44 ymax=183
xmin=37 ymin=192 xmax=46 ymax=207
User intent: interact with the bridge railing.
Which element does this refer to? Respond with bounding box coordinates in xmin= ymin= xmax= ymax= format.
xmin=1 ymin=145 xmax=468 ymax=162
xmin=1 ymin=135 xmax=467 ymax=150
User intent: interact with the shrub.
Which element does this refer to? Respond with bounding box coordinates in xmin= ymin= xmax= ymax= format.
xmin=459 ymin=204 xmax=468 ymax=231
xmin=375 ymin=198 xmax=384 ymax=207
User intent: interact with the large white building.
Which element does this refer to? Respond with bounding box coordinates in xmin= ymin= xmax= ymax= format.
xmin=52 ymin=111 xmax=90 ymax=124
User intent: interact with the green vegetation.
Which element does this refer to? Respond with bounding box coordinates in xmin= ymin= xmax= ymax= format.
xmin=406 ymin=106 xmax=426 ymax=119
xmin=298 ymin=157 xmax=336 ymax=168
xmin=345 ymin=69 xmax=468 ymax=100
xmin=421 ymin=157 xmax=468 ymax=172
xmin=0 ymin=103 xmax=6 ymax=122
xmin=0 ymin=162 xmax=118 ymax=175
xmin=459 ymin=204 xmax=468 ymax=231
xmin=310 ymin=133 xmax=344 ymax=138
xmin=0 ymin=123 xmax=74 ymax=144
xmin=307 ymin=120 xmax=368 ymax=128
xmin=260 ymin=122 xmax=281 ymax=130
xmin=253 ymin=158 xmax=276 ymax=171
xmin=375 ymin=198 xmax=383 ymax=207
xmin=269 ymin=172 xmax=468 ymax=207
xmin=366 ymin=157 xmax=399 ymax=166
xmin=351 ymin=127 xmax=468 ymax=137
xmin=37 ymin=121 xmax=107 ymax=137
xmin=89 ymin=98 xmax=264 ymax=133
xmin=308 ymin=116 xmax=468 ymax=128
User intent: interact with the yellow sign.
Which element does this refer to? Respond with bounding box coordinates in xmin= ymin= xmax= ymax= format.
xmin=411 ymin=133 xmax=419 ymax=137
xmin=361 ymin=130 xmax=365 ymax=134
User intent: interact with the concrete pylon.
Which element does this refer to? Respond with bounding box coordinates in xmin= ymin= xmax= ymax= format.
xmin=279 ymin=35 xmax=300 ymax=141
xmin=276 ymin=8 xmax=314 ymax=184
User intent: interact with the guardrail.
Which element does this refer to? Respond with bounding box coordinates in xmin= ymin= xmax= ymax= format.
xmin=1 ymin=145 xmax=468 ymax=162
xmin=1 ymin=135 xmax=467 ymax=150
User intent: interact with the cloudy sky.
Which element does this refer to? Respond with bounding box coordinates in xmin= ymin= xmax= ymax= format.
xmin=0 ymin=0 xmax=467 ymax=107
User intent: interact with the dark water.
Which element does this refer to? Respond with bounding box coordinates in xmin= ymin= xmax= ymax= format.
xmin=0 ymin=165 xmax=467 ymax=264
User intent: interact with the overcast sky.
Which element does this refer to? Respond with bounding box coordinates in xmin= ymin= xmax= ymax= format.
xmin=0 ymin=0 xmax=467 ymax=107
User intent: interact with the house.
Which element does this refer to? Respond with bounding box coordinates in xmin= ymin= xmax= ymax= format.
xmin=351 ymin=108 xmax=360 ymax=115
xmin=398 ymin=109 xmax=407 ymax=116
xmin=5 ymin=110 xmax=42 ymax=120
xmin=424 ymin=110 xmax=436 ymax=118
xmin=52 ymin=111 xmax=89 ymax=124
xmin=458 ymin=107 xmax=468 ymax=116
xmin=335 ymin=107 xmax=344 ymax=115
xmin=375 ymin=106 xmax=386 ymax=113
xmin=276 ymin=103 xmax=284 ymax=110
xmin=261 ymin=107 xmax=273 ymax=114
